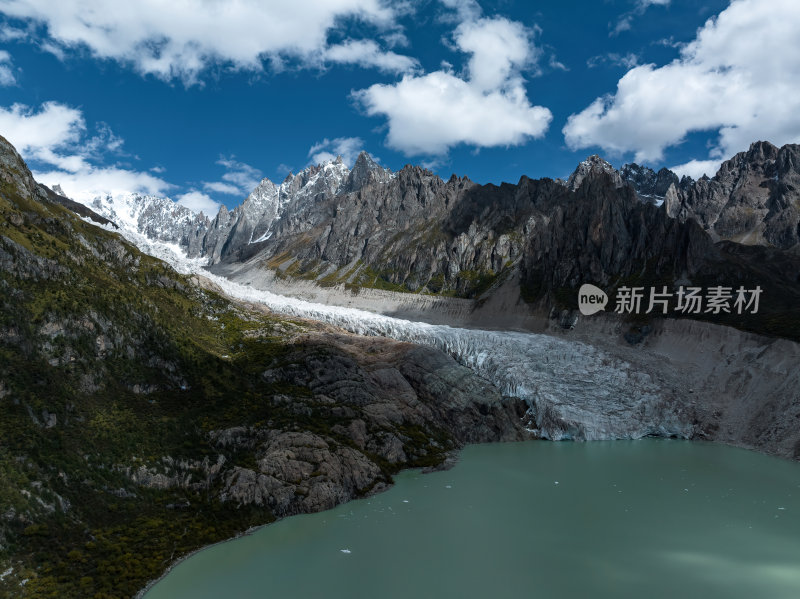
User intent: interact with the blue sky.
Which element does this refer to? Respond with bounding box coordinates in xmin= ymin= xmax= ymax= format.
xmin=0 ymin=0 xmax=797 ymax=214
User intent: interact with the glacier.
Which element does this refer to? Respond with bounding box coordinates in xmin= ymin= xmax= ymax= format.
xmin=99 ymin=221 xmax=691 ymax=443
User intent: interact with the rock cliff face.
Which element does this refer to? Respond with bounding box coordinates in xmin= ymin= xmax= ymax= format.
xmin=665 ymin=141 xmax=800 ymax=249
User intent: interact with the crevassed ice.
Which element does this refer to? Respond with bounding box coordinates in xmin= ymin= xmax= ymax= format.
xmin=92 ymin=220 xmax=689 ymax=443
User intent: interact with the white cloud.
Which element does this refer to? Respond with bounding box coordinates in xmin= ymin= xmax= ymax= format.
xmin=382 ymin=31 xmax=409 ymax=48
xmin=208 ymin=156 xmax=263 ymax=194
xmin=454 ymin=17 xmax=539 ymax=90
xmin=0 ymin=50 xmax=16 ymax=85
xmin=611 ymin=0 xmax=671 ymax=37
xmin=308 ymin=136 xmax=364 ymax=166
xmin=669 ymin=159 xmax=722 ymax=180
xmin=176 ymin=190 xmax=220 ymax=215
xmin=0 ymin=101 xmax=84 ymax=158
xmin=0 ymin=104 xmax=141 ymax=183
xmin=0 ymin=100 xmax=174 ymax=202
xmin=353 ymin=16 xmax=551 ymax=156
xmin=203 ymin=181 xmax=241 ymax=195
xmin=548 ymin=55 xmax=568 ymax=71
xmin=611 ymin=16 xmax=632 ymax=36
xmin=587 ymin=52 xmax=639 ymax=70
xmin=83 ymin=123 xmax=125 ymax=157
xmin=0 ymin=0 xmax=406 ymax=83
xmin=0 ymin=25 xmax=26 ymax=41
xmin=34 ymin=165 xmax=173 ymax=202
xmin=565 ymin=0 xmax=800 ymax=163
xmin=324 ymin=39 xmax=418 ymax=74
xmin=439 ymin=0 xmax=482 ymax=23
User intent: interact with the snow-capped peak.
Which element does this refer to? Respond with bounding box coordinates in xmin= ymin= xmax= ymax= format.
xmin=66 ymin=191 xmax=211 ymax=258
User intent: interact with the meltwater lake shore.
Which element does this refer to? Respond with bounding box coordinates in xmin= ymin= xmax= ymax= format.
xmin=145 ymin=439 xmax=800 ymax=599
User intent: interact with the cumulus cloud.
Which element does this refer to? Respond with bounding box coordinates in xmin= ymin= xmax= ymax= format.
xmin=176 ymin=190 xmax=220 ymax=215
xmin=0 ymin=100 xmax=174 ymax=201
xmin=565 ymin=0 xmax=800 ymax=163
xmin=0 ymin=0 xmax=409 ymax=83
xmin=454 ymin=17 xmax=540 ymax=89
xmin=308 ymin=136 xmax=364 ymax=166
xmin=207 ymin=156 xmax=263 ymax=195
xmin=353 ymin=16 xmax=551 ymax=156
xmin=0 ymin=101 xmax=86 ymax=165
xmin=34 ymin=165 xmax=173 ymax=202
xmin=203 ymin=181 xmax=241 ymax=196
xmin=0 ymin=50 xmax=16 ymax=85
xmin=439 ymin=0 xmax=482 ymax=23
xmin=324 ymin=40 xmax=419 ymax=74
xmin=669 ymin=159 xmax=723 ymax=180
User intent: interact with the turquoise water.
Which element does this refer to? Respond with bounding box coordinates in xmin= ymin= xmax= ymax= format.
xmin=145 ymin=440 xmax=800 ymax=598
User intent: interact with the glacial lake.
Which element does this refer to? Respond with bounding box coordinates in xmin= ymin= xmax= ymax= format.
xmin=145 ymin=440 xmax=800 ymax=599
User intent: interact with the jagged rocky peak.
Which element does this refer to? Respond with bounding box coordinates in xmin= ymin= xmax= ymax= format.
xmin=242 ymin=177 xmax=279 ymax=218
xmin=566 ymin=154 xmax=623 ymax=190
xmin=294 ymin=156 xmax=351 ymax=196
xmin=665 ymin=140 xmax=800 ymax=250
xmin=746 ymin=139 xmax=779 ymax=163
xmin=620 ymin=163 xmax=680 ymax=199
xmin=776 ymin=143 xmax=800 ymax=176
xmin=716 ymin=140 xmax=780 ymax=181
xmin=345 ymin=150 xmax=392 ymax=191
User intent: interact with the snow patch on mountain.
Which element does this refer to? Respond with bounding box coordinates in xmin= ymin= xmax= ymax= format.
xmin=73 ymin=154 xmax=386 ymax=262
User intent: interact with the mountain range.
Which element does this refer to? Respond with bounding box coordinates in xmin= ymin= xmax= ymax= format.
xmin=72 ymin=140 xmax=800 ymax=340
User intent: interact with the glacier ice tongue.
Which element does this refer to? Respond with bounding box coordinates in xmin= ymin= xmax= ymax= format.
xmin=88 ymin=220 xmax=690 ymax=442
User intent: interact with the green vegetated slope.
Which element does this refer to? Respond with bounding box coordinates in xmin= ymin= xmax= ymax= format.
xmin=0 ymin=138 xmax=526 ymax=598
xmin=0 ymin=151 xmax=294 ymax=598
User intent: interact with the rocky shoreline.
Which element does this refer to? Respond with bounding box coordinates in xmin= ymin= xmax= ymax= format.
xmin=133 ymin=441 xmax=468 ymax=599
